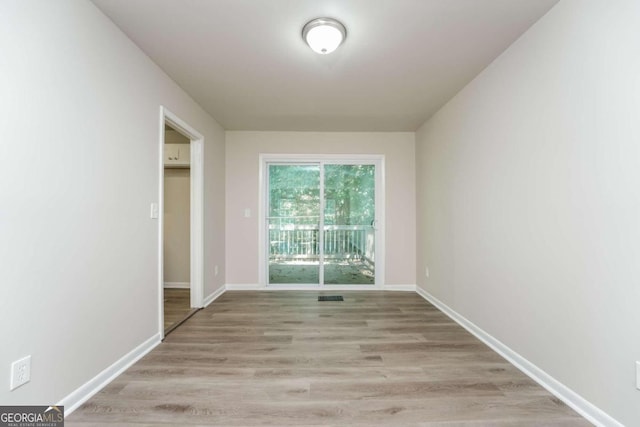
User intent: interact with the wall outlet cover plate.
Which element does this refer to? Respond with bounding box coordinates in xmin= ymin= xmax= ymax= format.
xmin=10 ymin=355 xmax=31 ymax=391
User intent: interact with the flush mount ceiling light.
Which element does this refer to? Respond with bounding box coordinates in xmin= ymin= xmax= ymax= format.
xmin=302 ymin=17 xmax=346 ymax=55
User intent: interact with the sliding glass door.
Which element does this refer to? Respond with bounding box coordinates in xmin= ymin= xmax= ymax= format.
xmin=266 ymin=158 xmax=380 ymax=286
xmin=267 ymin=164 xmax=321 ymax=284
xmin=323 ymin=164 xmax=376 ymax=284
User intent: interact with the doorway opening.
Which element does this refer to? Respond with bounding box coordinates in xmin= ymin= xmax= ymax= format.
xmin=163 ymin=124 xmax=196 ymax=334
xmin=260 ymin=155 xmax=385 ymax=288
xmin=159 ymin=107 xmax=204 ymax=337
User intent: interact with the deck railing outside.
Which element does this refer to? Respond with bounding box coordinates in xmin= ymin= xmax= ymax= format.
xmin=268 ymin=219 xmax=375 ymax=265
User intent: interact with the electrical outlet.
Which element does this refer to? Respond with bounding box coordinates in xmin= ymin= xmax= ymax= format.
xmin=425 ymin=266 xmax=430 ymax=278
xmin=10 ymin=355 xmax=31 ymax=391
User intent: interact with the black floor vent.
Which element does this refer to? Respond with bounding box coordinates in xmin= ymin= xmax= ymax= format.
xmin=318 ymin=295 xmax=344 ymax=301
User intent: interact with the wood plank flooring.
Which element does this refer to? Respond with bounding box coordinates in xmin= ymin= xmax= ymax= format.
xmin=164 ymin=288 xmax=197 ymax=334
xmin=67 ymin=291 xmax=590 ymax=426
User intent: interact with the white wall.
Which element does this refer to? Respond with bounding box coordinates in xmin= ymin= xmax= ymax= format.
xmin=225 ymin=131 xmax=415 ymax=286
xmin=163 ymin=168 xmax=190 ymax=284
xmin=0 ymin=0 xmax=225 ymax=406
xmin=416 ymin=0 xmax=640 ymax=425
xmin=165 ymin=129 xmax=190 ymax=144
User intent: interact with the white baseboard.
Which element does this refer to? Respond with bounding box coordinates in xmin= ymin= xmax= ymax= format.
xmin=261 ymin=285 xmax=378 ymax=291
xmin=382 ymin=284 xmax=416 ymax=291
xmin=225 ymin=284 xmax=416 ymax=291
xmin=164 ymin=282 xmax=190 ymax=289
xmin=225 ymin=284 xmax=262 ymax=290
xmin=415 ymin=286 xmax=622 ymax=427
xmin=59 ymin=333 xmax=161 ymax=416
xmin=203 ymin=285 xmax=226 ymax=307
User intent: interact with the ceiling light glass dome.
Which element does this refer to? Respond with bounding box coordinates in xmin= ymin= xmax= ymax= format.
xmin=302 ymin=18 xmax=346 ymax=55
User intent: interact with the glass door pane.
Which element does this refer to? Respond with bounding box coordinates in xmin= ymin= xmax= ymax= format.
xmin=323 ymin=164 xmax=376 ymax=284
xmin=268 ymin=164 xmax=320 ymax=284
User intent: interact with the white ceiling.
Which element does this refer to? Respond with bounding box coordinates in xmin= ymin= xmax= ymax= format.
xmin=91 ymin=0 xmax=559 ymax=131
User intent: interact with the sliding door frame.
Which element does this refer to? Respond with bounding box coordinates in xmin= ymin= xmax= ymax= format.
xmin=258 ymin=153 xmax=385 ymax=290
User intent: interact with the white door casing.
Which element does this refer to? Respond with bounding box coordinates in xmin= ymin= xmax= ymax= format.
xmin=158 ymin=106 xmax=204 ymax=337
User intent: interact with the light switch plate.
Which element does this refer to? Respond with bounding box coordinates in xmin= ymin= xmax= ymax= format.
xmin=150 ymin=203 xmax=159 ymax=219
xmin=636 ymin=361 xmax=640 ymax=390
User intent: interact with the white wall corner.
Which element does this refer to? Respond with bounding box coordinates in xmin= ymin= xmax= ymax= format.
xmin=414 ymin=287 xmax=623 ymax=427
xmin=59 ymin=333 xmax=161 ymax=416
xmin=203 ymin=285 xmax=226 ymax=307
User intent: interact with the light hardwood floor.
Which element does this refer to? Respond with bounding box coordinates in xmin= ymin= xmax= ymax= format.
xmin=164 ymin=288 xmax=198 ymax=334
xmin=68 ymin=291 xmax=591 ymax=426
